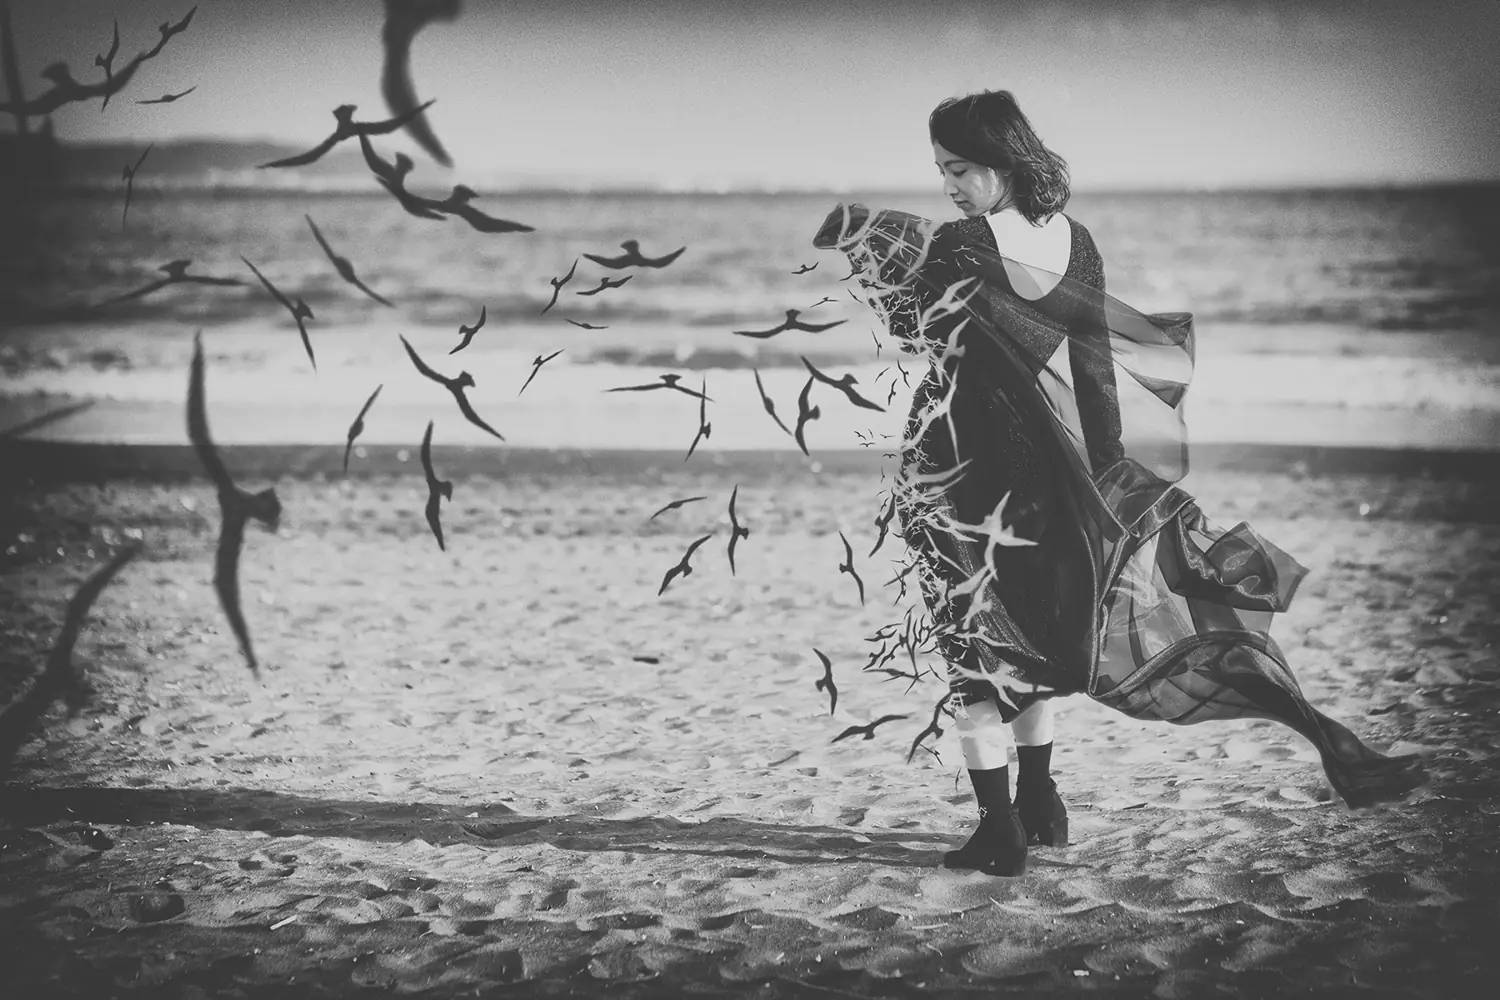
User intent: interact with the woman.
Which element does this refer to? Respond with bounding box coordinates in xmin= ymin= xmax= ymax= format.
xmin=813 ymin=90 xmax=1424 ymax=878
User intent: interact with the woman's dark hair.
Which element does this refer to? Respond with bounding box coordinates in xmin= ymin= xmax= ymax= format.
xmin=929 ymin=90 xmax=1070 ymax=223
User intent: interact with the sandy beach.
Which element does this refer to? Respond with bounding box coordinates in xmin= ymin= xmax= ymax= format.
xmin=2 ymin=442 xmax=1497 ymax=998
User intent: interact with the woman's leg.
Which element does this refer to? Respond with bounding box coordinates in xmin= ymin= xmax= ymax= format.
xmin=1010 ymin=699 xmax=1069 ymax=846
xmin=943 ymin=695 xmax=1028 ymax=876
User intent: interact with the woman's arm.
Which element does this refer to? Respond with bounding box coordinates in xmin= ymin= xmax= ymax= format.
xmin=1066 ymin=255 xmax=1125 ymax=473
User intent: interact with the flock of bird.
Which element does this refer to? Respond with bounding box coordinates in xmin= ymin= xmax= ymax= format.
xmin=10 ymin=0 xmax=1017 ymax=761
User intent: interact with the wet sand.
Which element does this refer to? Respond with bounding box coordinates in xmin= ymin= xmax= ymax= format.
xmin=1 ymin=447 xmax=1497 ymax=998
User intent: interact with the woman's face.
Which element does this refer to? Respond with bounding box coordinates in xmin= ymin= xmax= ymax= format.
xmin=933 ymin=141 xmax=1009 ymax=217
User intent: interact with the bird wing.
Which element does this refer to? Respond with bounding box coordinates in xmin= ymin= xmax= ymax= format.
xmin=380 ymin=0 xmax=459 ymax=166
xmin=732 ymin=320 xmax=791 ymax=339
xmin=640 ymin=246 xmax=687 ymax=268
xmin=187 ymin=333 xmax=235 ymax=493
xmin=99 ymin=277 xmax=169 ymax=306
xmin=359 ymin=97 xmax=437 ymax=135
xmin=350 ymin=276 xmax=393 ymax=307
xmin=304 ymin=215 xmax=340 ymax=264
xmin=400 ymin=335 xmax=444 ymax=383
xmin=259 ymin=132 xmax=340 ymax=169
xmin=213 ymin=513 xmax=259 ymax=672
xmin=455 ymin=393 xmax=506 ymax=440
xmin=241 ymin=257 xmax=294 ymax=311
xmin=582 ymin=251 xmax=631 ymax=269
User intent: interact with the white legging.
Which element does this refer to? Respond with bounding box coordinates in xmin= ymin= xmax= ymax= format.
xmin=953 ymin=698 xmax=1055 ymax=770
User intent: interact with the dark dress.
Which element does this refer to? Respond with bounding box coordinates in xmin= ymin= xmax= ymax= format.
xmin=813 ymin=202 xmax=1426 ymax=808
xmin=887 ymin=212 xmax=1118 ymax=716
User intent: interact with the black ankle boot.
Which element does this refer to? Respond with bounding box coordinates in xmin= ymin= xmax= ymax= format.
xmin=943 ymin=766 xmax=1028 ymax=877
xmin=1015 ymin=743 xmax=1069 ymax=847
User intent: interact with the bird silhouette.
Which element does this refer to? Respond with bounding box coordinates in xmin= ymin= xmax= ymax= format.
xmin=136 ymin=85 xmax=196 ymax=104
xmin=806 ymin=296 xmax=838 ymax=309
xmin=811 ymin=648 xmax=838 ymax=715
xmin=732 ymin=309 xmax=846 ymax=339
xmin=399 ymin=335 xmax=506 ymax=440
xmin=751 ymin=368 xmax=794 ymax=439
xmin=94 ymin=20 xmax=120 ymax=110
xmin=0 ymin=542 xmax=142 ymax=763
xmin=869 ymin=491 xmax=897 ymax=557
xmin=120 ymin=144 xmax=152 ymax=226
xmin=541 ymin=259 xmax=579 ymax=315
xmin=96 ymin=258 xmax=242 ymax=308
xmin=802 ymin=357 xmax=885 ymax=412
xmin=241 ymin=256 xmax=317 ymax=371
xmin=565 ymin=319 xmax=607 ymax=330
xmin=583 ymin=240 xmax=687 ymax=269
xmin=726 ymin=484 xmax=750 ymax=574
xmin=359 ymin=136 xmax=446 ymax=219
xmin=658 ymin=533 xmax=714 ymax=597
xmin=837 ymin=531 xmax=866 ymax=605
xmin=791 ymin=262 xmax=818 ymax=275
xmin=907 ymin=693 xmax=952 ymax=763
xmin=432 ymin=185 xmax=535 ymax=234
xmin=381 ymin=0 xmax=459 ymax=167
xmin=792 ymin=376 xmax=821 ymax=456
xmin=420 ymin=420 xmax=452 ymax=550
xmin=683 ymin=377 xmax=710 ymax=461
xmin=449 ymin=305 xmax=486 ymax=353
xmin=519 ymin=349 xmax=564 ymax=395
xmin=832 ymin=714 xmax=908 ymax=743
xmin=343 ymin=384 xmax=383 ymax=473
xmin=305 ymin=215 xmax=392 ymax=307
xmin=260 ymin=101 xmax=436 ymax=168
xmin=606 ymin=374 xmax=710 ymax=401
xmin=648 ymin=495 xmax=707 ymax=521
xmin=187 ymin=331 xmax=281 ymax=675
xmin=576 ymin=275 xmax=634 ymax=297
xmin=142 ymin=5 xmax=198 ymax=61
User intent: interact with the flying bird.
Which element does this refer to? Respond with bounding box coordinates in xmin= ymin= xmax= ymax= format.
xmin=359 ymin=137 xmax=446 ymax=219
xmin=832 ymin=714 xmax=909 ymax=744
xmin=658 ymin=533 xmax=714 ymax=597
xmin=260 ymin=101 xmax=436 ymax=168
xmin=381 ymin=0 xmax=460 ymax=167
xmin=449 ymin=306 xmax=486 ymax=353
xmin=96 ymin=258 xmax=243 ymax=308
xmin=869 ymin=491 xmax=897 ymax=557
xmin=837 ymin=531 xmax=865 ymax=605
xmin=806 ymin=296 xmax=838 ymax=309
xmin=399 ymin=335 xmax=506 ymax=440
xmin=519 ymin=349 xmax=564 ymax=396
xmin=305 ymin=215 xmax=393 ymax=307
xmin=726 ymin=485 xmax=750 ymax=574
xmin=241 ymin=256 xmax=317 ymax=371
xmin=683 ymin=378 xmax=710 ymax=461
xmin=792 ymin=376 xmax=821 ymax=456
xmin=120 ymin=143 xmax=152 ymax=226
xmin=142 ymin=5 xmax=198 ymax=61
xmin=751 ymin=368 xmax=794 ymax=439
xmin=802 ymin=357 xmax=885 ymax=412
xmin=583 ymin=240 xmax=686 ymax=269
xmin=187 ymin=331 xmax=281 ymax=675
xmin=791 ymin=262 xmax=818 ymax=275
xmin=94 ymin=20 xmax=120 ymax=110
xmin=541 ymin=259 xmax=579 ymax=315
xmin=812 ymin=648 xmax=837 ymax=715
xmin=432 ymin=185 xmax=535 ymax=234
xmin=733 ymin=309 xmax=846 ymax=339
xmin=606 ymin=374 xmax=710 ymax=401
xmin=342 ymin=384 xmax=383 ymax=473
xmin=907 ymin=693 xmax=952 ymax=763
xmin=136 ymin=85 xmax=196 ymax=105
xmin=420 ymin=420 xmax=452 ymax=550
xmin=565 ymin=319 xmax=608 ymax=330
xmin=648 ymin=495 xmax=707 ymax=521
xmin=576 ymin=275 xmax=634 ymax=297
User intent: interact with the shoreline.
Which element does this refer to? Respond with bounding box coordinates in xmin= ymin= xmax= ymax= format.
xmin=4 ymin=439 xmax=1500 ymax=484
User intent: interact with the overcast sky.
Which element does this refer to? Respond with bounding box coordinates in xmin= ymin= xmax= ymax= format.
xmin=5 ymin=0 xmax=1498 ymax=190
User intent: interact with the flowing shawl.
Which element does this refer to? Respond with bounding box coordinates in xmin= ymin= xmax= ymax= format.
xmin=813 ymin=203 xmax=1423 ymax=807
